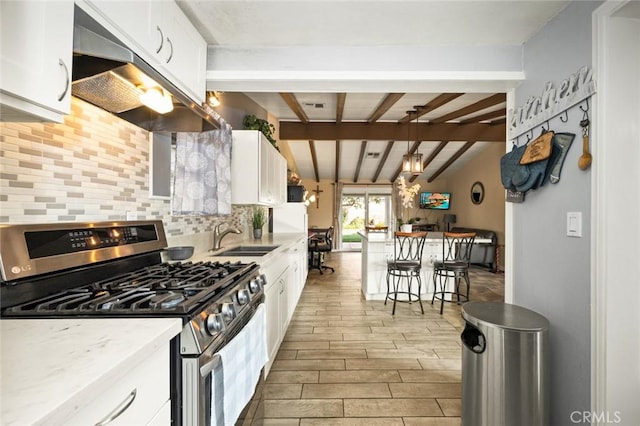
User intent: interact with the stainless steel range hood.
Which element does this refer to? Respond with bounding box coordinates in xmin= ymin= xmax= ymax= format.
xmin=72 ymin=6 xmax=219 ymax=132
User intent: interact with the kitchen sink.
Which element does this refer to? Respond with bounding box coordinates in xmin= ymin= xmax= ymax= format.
xmin=213 ymin=245 xmax=280 ymax=257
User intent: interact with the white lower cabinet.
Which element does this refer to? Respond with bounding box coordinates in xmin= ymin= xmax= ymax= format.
xmin=67 ymin=345 xmax=170 ymax=425
xmin=264 ymin=278 xmax=281 ymax=367
xmin=278 ymin=274 xmax=289 ymax=340
xmin=146 ymin=400 xmax=171 ymax=426
xmin=262 ymin=256 xmax=290 ymax=377
xmin=288 ymin=237 xmax=308 ymax=315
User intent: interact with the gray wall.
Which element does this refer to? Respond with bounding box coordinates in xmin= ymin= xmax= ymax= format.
xmin=512 ymin=1 xmax=601 ymax=424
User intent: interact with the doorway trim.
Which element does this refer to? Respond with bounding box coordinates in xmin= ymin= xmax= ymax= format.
xmin=592 ymin=0 xmax=640 ymax=422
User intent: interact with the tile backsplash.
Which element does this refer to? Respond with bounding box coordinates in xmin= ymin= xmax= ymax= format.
xmin=0 ymin=98 xmax=249 ymax=237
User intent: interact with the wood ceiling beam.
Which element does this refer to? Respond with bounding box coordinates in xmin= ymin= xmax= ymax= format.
xmin=399 ymin=93 xmax=464 ymax=123
xmin=336 ymin=93 xmax=346 ymax=123
xmin=280 ymin=93 xmax=309 ymax=123
xmin=280 ymin=121 xmax=506 ymax=142
xmin=390 ymin=141 xmax=421 ymax=182
xmin=372 ymin=141 xmax=394 ymax=183
xmin=408 ymin=141 xmax=449 ymax=183
xmin=430 ymin=93 xmax=506 ymax=124
xmin=335 ymin=140 xmax=341 ymax=183
xmin=308 ymin=140 xmax=319 ymax=182
xmin=353 ymin=141 xmax=367 ymax=183
xmin=427 ymin=141 xmax=475 ymax=182
xmin=460 ymin=108 xmax=505 ymax=124
xmin=368 ymin=93 xmax=405 ymax=123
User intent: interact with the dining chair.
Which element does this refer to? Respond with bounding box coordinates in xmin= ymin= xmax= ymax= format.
xmin=432 ymin=231 xmax=476 ymax=314
xmin=308 ymin=226 xmax=335 ymax=274
xmin=386 ymin=231 xmax=427 ymax=315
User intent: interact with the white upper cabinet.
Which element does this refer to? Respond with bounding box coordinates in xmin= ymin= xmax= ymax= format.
xmin=231 ymin=130 xmax=287 ymax=207
xmin=0 ymin=0 xmax=74 ymax=122
xmin=155 ymin=1 xmax=207 ymax=104
xmin=77 ymin=0 xmax=207 ymax=104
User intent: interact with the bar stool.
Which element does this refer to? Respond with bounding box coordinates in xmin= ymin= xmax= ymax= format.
xmin=432 ymin=231 xmax=476 ymax=314
xmin=385 ymin=231 xmax=427 ymax=315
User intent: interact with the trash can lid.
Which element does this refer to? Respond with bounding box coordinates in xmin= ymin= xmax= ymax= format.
xmin=461 ymin=302 xmax=549 ymax=332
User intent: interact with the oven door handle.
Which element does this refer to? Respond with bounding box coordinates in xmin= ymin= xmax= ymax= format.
xmin=200 ymin=353 xmax=221 ymax=378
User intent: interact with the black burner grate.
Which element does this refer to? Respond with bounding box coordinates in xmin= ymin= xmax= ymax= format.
xmin=3 ymin=260 xmax=258 ymax=317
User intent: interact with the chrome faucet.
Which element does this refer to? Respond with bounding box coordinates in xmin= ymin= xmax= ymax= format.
xmin=211 ymin=222 xmax=242 ymax=251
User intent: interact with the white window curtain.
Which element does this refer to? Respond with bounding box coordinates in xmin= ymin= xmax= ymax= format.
xmin=172 ymin=122 xmax=232 ymax=216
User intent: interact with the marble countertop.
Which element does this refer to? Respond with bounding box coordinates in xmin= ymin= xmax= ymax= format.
xmin=0 ymin=233 xmax=306 ymax=425
xmin=358 ymin=230 xmax=492 ymax=244
xmin=189 ymin=232 xmax=308 ymax=265
xmin=0 ymin=318 xmax=182 ymax=426
xmin=358 ymin=230 xmax=446 ymax=243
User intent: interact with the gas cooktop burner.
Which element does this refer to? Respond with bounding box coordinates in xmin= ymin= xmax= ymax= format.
xmin=0 ymin=220 xmax=269 ymax=425
xmin=3 ymin=260 xmax=259 ymax=316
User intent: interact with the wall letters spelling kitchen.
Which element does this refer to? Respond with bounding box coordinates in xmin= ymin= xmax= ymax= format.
xmin=509 ymin=65 xmax=596 ymax=140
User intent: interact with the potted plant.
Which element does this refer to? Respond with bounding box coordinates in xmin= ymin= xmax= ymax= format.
xmin=252 ymin=207 xmax=266 ymax=239
xmin=243 ymin=115 xmax=279 ymax=151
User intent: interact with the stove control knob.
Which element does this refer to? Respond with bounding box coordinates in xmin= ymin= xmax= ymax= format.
xmin=236 ymin=289 xmax=251 ymax=305
xmin=256 ymin=274 xmax=267 ymax=287
xmin=221 ymin=302 xmax=237 ymax=321
xmin=249 ymin=278 xmax=262 ymax=294
xmin=205 ymin=313 xmax=225 ymax=335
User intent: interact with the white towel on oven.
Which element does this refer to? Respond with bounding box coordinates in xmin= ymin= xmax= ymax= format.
xmin=212 ymin=303 xmax=268 ymax=426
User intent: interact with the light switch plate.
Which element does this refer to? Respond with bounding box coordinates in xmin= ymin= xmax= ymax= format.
xmin=567 ymin=212 xmax=582 ymax=237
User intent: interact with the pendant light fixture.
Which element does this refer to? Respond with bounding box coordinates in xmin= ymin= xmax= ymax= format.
xmin=401 ymin=107 xmax=423 ymax=175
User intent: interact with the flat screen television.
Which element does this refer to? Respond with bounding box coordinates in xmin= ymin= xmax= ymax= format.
xmin=419 ymin=192 xmax=451 ymax=210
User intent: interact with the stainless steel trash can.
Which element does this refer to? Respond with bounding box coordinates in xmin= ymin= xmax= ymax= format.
xmin=461 ymin=302 xmax=549 ymax=426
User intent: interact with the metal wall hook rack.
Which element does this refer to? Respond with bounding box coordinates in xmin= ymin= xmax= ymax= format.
xmin=559 ymin=110 xmax=569 ymax=123
xmin=510 ymin=95 xmax=593 ymax=147
xmin=579 ymin=97 xmax=590 ymax=114
xmin=541 ymin=120 xmax=550 ymax=134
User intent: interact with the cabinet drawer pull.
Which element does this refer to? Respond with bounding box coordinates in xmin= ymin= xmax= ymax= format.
xmin=57 ymin=59 xmax=69 ymax=102
xmin=166 ymin=37 xmax=173 ymax=63
xmin=156 ymin=26 xmax=164 ymax=53
xmin=95 ymin=388 xmax=137 ymax=426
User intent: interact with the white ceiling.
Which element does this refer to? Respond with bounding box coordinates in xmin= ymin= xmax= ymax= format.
xmin=180 ymin=1 xmax=569 ymax=47
xmin=178 ymin=0 xmax=571 ymax=183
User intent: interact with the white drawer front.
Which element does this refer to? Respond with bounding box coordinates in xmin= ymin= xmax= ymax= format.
xmin=68 ymin=345 xmax=169 ymax=425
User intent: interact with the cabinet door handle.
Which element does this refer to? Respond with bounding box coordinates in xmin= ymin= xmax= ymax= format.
xmin=156 ymin=26 xmax=164 ymax=53
xmin=57 ymin=59 xmax=69 ymax=102
xmin=166 ymin=37 xmax=173 ymax=63
xmin=95 ymin=388 xmax=137 ymax=426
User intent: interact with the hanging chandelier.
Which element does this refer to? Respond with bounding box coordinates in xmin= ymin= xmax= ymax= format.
xmin=401 ymin=107 xmax=423 ymax=175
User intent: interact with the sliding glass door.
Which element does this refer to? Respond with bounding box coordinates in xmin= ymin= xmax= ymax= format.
xmin=341 ymin=194 xmax=365 ymax=250
xmin=340 ymin=189 xmax=392 ymax=251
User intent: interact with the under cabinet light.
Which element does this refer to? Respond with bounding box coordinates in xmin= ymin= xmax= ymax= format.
xmin=139 ymin=86 xmax=174 ymax=114
xmin=207 ymin=91 xmax=221 ymax=107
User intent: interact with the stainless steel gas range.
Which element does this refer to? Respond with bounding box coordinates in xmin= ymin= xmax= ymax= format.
xmin=0 ymin=220 xmax=265 ymax=425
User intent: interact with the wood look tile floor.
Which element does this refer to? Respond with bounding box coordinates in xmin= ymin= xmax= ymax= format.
xmin=242 ymin=252 xmax=504 ymax=426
